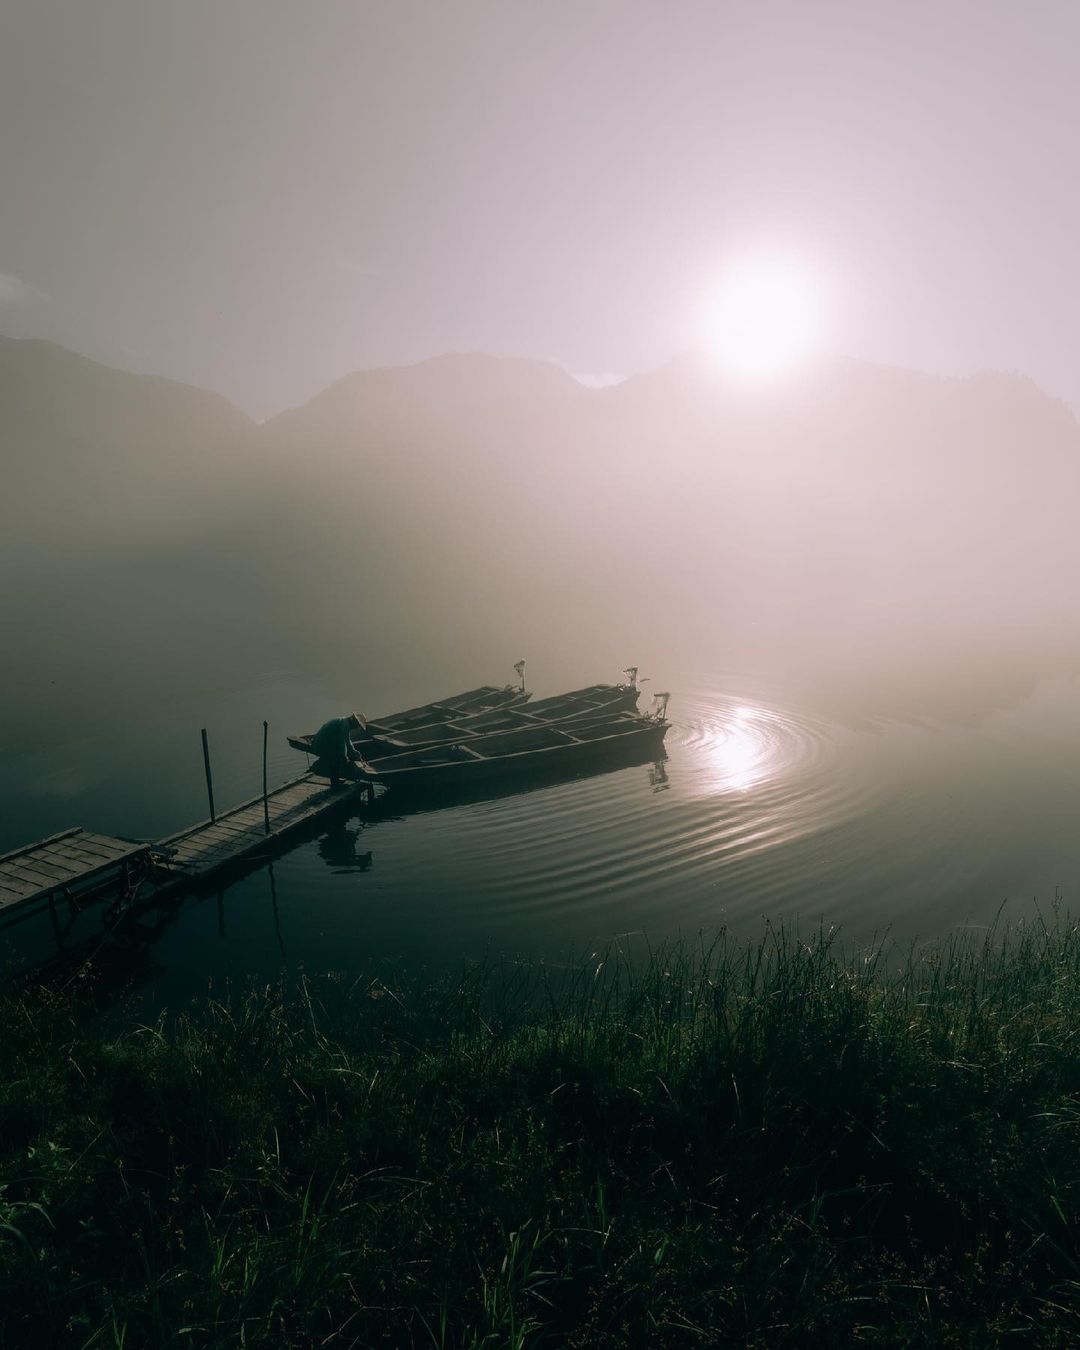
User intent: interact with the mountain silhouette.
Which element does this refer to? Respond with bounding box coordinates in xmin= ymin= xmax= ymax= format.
xmin=3 ymin=337 xmax=1079 ymax=726
xmin=1 ymin=337 xmax=254 ymax=551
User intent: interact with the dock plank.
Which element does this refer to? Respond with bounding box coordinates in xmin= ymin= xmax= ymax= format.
xmin=0 ymin=875 xmax=39 ymax=899
xmin=77 ymin=835 xmax=139 ymax=858
xmin=34 ymin=849 xmax=102 ymax=875
xmin=189 ymin=822 xmax=259 ymax=844
xmin=172 ymin=829 xmax=260 ymax=853
xmin=0 ymin=864 xmax=67 ymax=892
xmin=43 ymin=842 xmax=125 ymax=868
xmin=0 ymin=828 xmax=82 ymax=865
xmin=3 ymin=852 xmax=73 ymax=878
xmin=177 ymin=829 xmax=263 ymax=853
xmin=272 ymin=785 xmax=322 ymax=805
xmin=186 ymin=839 xmax=254 ymax=858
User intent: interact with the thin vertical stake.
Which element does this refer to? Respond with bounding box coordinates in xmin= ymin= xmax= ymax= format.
xmin=263 ymin=720 xmax=271 ymax=835
xmin=201 ymin=728 xmax=216 ymax=824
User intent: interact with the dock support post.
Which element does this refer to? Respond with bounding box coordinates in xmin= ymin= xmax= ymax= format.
xmin=48 ymin=893 xmax=63 ymax=947
xmin=263 ymin=721 xmax=271 ymax=835
xmin=201 ymin=728 xmax=216 ymax=824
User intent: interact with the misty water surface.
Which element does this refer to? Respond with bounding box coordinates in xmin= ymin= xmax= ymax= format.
xmin=5 ymin=654 xmax=1080 ymax=1005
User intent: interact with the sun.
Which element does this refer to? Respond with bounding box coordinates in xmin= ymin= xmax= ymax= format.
xmin=702 ymin=253 xmax=827 ymax=381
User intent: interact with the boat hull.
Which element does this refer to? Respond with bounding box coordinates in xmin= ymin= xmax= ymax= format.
xmin=363 ymin=721 xmax=669 ymax=794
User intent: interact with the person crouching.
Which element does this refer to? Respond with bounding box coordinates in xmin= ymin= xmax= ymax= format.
xmin=311 ymin=712 xmax=367 ymax=787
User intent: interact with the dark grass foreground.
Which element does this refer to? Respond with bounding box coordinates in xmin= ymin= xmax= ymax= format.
xmin=5 ymin=924 xmax=1080 ymax=1348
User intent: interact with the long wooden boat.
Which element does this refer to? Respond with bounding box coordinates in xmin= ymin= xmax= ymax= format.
xmin=287 ymin=684 xmax=528 ymax=756
xmin=367 ymin=683 xmax=529 ymax=731
xmin=514 ymin=683 xmax=640 ymax=720
xmin=375 ymin=683 xmax=640 ymax=748
xmin=354 ymin=711 xmax=669 ymax=792
xmin=288 ymin=681 xmax=640 ymax=759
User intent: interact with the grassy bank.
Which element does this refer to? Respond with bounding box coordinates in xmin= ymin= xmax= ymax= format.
xmin=4 ymin=923 xmax=1080 ymax=1347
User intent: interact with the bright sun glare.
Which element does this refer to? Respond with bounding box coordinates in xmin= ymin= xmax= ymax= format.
xmin=703 ymin=254 xmax=827 ymax=381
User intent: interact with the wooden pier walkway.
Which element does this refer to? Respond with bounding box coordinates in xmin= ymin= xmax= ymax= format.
xmin=0 ymin=775 xmax=369 ymax=931
xmin=0 ymin=828 xmax=153 ymax=925
xmin=155 ymin=774 xmax=365 ymax=882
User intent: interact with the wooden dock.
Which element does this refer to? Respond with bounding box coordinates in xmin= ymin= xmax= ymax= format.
xmin=155 ymin=774 xmax=366 ymax=882
xmin=0 ymin=828 xmax=153 ymax=926
xmin=0 ymin=774 xmax=370 ymax=933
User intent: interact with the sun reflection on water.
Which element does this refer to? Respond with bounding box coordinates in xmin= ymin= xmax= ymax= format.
xmin=701 ymin=704 xmax=777 ymax=792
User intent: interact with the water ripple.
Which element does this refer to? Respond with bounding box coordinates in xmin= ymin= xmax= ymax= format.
xmin=341 ymin=680 xmax=880 ymax=932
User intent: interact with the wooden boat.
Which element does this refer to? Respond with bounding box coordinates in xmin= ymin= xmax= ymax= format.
xmin=514 ymin=682 xmax=640 ymax=720
xmin=354 ymin=710 xmax=669 ymax=792
xmin=376 ymin=683 xmax=640 ymax=747
xmin=366 ymin=683 xmax=529 ymax=731
xmin=287 ymin=684 xmax=528 ymax=756
xmin=288 ymin=681 xmax=640 ymax=759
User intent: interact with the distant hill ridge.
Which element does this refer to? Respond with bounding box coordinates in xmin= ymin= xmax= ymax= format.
xmin=0 ymin=337 xmax=258 ymax=559
xmin=3 ymin=333 xmax=1080 ymax=728
xmin=3 ymin=335 xmax=1075 ymax=450
xmin=0 ymin=336 xmax=251 ymax=436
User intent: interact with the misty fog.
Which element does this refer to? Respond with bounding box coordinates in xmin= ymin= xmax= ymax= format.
xmin=5 ymin=336 xmax=1078 ymax=747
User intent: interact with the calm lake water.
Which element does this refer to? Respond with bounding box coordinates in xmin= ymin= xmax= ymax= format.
xmin=5 ymin=666 xmax=1080 ymax=1004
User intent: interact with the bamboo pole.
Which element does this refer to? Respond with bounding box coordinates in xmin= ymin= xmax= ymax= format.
xmin=201 ymin=728 xmax=216 ymax=824
xmin=263 ymin=721 xmax=271 ymax=835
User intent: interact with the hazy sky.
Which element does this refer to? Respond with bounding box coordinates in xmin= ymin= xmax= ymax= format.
xmin=2 ymin=0 xmax=1079 ymax=416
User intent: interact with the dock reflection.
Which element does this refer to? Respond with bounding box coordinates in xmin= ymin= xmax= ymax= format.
xmin=317 ymin=820 xmax=374 ymax=874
